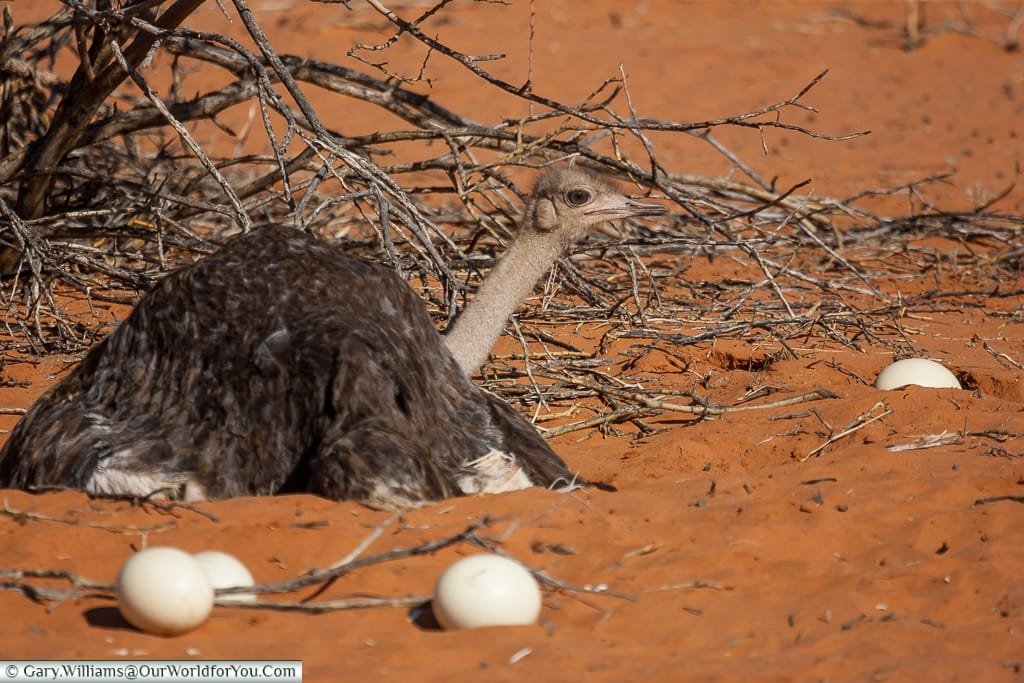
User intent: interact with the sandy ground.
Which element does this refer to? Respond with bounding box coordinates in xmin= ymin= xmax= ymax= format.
xmin=1 ymin=1 xmax=1023 ymax=681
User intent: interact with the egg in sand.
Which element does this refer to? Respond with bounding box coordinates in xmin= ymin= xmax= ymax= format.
xmin=116 ymin=547 xmax=214 ymax=636
xmin=432 ymin=554 xmax=542 ymax=630
xmin=875 ymin=358 xmax=961 ymax=390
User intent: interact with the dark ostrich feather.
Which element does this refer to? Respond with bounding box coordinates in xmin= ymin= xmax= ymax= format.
xmin=0 ymin=225 xmax=575 ymax=508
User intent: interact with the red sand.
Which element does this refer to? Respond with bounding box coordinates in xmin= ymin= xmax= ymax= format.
xmin=1 ymin=2 xmax=1022 ymax=681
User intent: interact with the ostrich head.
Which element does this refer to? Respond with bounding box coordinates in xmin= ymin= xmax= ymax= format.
xmin=524 ymin=167 xmax=667 ymax=246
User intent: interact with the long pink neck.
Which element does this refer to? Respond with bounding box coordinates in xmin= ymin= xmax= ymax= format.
xmin=444 ymin=231 xmax=564 ymax=375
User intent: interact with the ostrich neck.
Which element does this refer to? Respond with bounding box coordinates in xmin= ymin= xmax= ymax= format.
xmin=445 ymin=231 xmax=565 ymax=375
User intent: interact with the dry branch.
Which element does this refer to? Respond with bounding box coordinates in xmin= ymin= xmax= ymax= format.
xmin=801 ymin=401 xmax=892 ymax=461
xmin=0 ymin=0 xmax=1018 ymax=424
xmin=1 ymin=499 xmax=177 ymax=534
xmin=1 ymin=515 xmax=634 ymax=616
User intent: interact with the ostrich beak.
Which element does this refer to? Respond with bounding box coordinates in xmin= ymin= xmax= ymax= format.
xmin=588 ymin=197 xmax=666 ymax=238
xmin=586 ymin=198 xmax=667 ymax=220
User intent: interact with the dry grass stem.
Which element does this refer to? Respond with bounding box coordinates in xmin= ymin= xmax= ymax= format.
xmin=801 ymin=401 xmax=893 ymax=461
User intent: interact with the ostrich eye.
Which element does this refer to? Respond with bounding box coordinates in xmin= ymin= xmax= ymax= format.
xmin=564 ymin=188 xmax=592 ymax=206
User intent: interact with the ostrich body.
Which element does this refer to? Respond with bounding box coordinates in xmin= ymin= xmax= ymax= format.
xmin=0 ymin=168 xmax=664 ymax=508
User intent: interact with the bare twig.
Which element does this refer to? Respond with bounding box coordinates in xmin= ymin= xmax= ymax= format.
xmin=1 ymin=499 xmax=177 ymax=534
xmin=801 ymin=402 xmax=892 ymax=461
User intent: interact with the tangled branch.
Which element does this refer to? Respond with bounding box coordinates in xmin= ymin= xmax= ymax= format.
xmin=0 ymin=0 xmax=1018 ymax=433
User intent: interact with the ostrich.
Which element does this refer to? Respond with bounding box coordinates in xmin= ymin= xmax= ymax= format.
xmin=0 ymin=167 xmax=665 ymax=509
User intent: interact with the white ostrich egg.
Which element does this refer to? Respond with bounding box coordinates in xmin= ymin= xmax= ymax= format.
xmin=875 ymin=358 xmax=961 ymax=390
xmin=193 ymin=550 xmax=256 ymax=603
xmin=432 ymin=554 xmax=542 ymax=630
xmin=116 ymin=547 xmax=214 ymax=636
